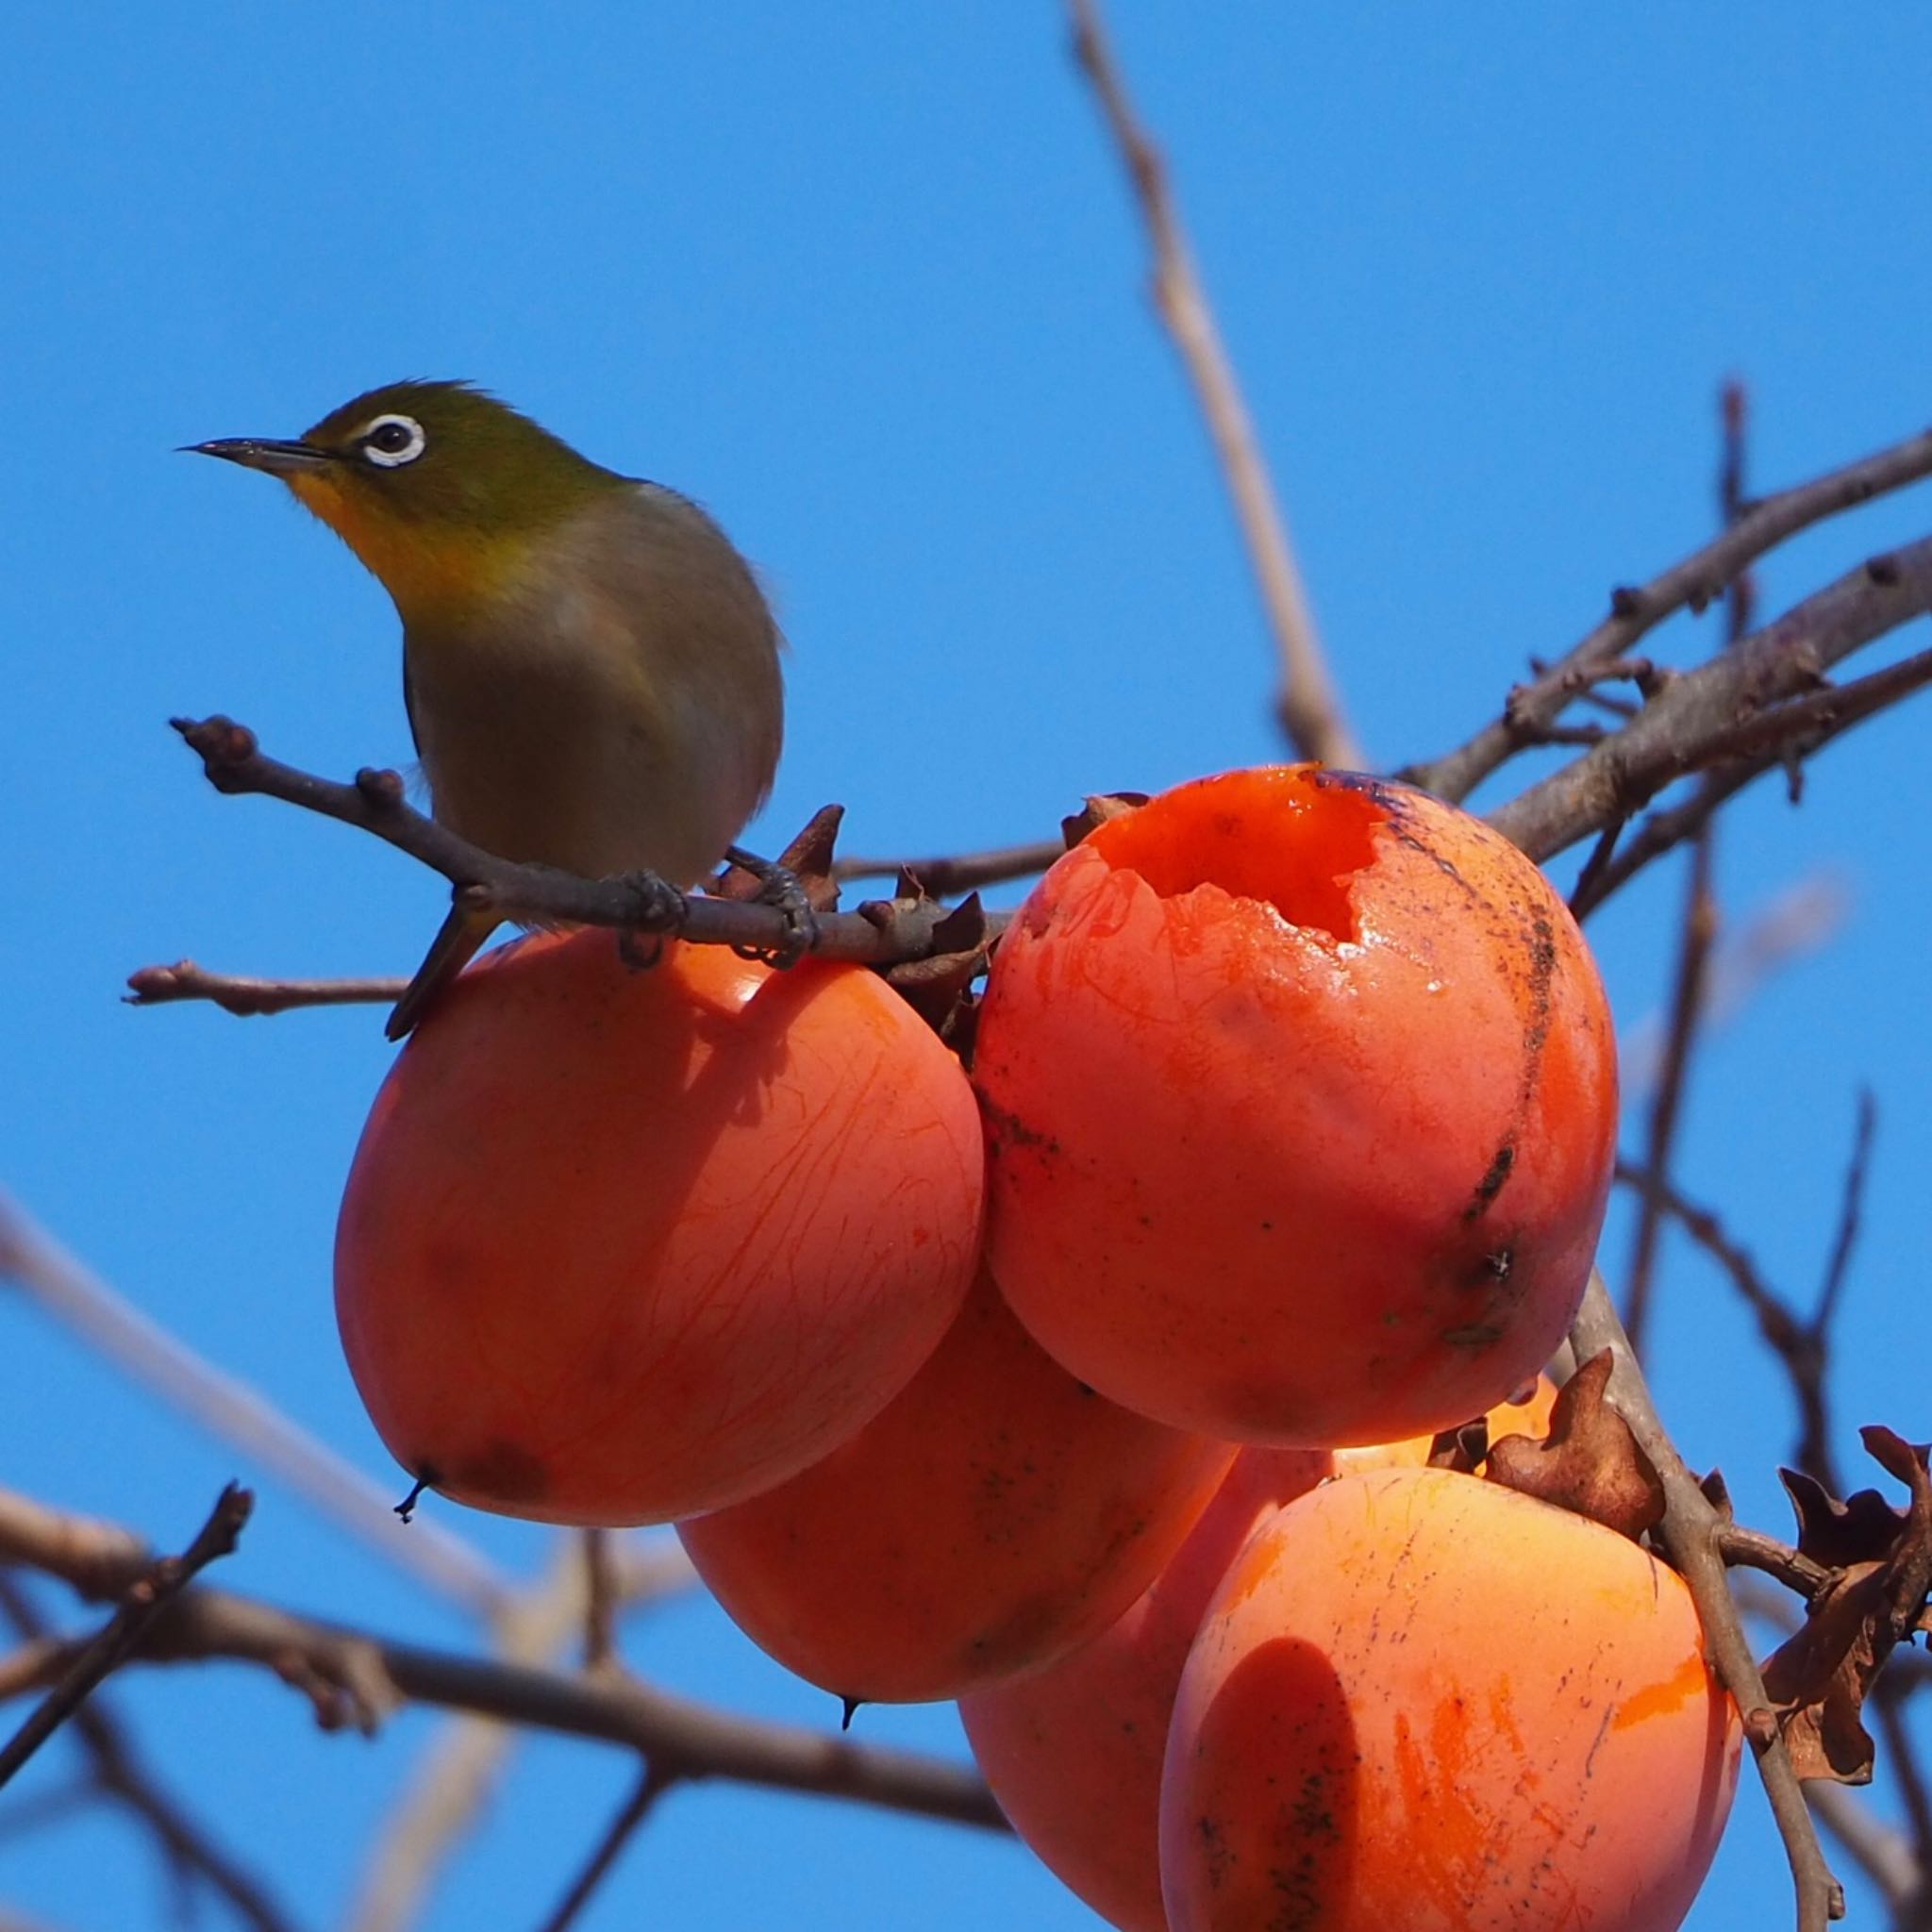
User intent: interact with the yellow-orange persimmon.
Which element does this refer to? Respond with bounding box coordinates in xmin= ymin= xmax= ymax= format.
xmin=335 ymin=929 xmax=984 ymax=1526
xmin=958 ymin=1379 xmax=1556 ymax=1932
xmin=975 ymin=766 xmax=1616 ymax=1445
xmin=1162 ymin=1467 xmax=1740 ymax=1932
xmin=679 ymin=1268 xmax=1237 ymax=1704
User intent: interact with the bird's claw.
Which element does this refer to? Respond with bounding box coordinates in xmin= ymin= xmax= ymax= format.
xmin=615 ymin=871 xmax=687 ymax=970
xmin=723 ymin=847 xmax=818 ymax=969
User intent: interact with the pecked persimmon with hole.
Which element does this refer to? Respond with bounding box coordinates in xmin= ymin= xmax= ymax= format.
xmin=334 ymin=927 xmax=985 ymax=1527
xmin=678 ymin=1266 xmax=1237 ymax=1706
xmin=959 ymin=1379 xmax=1556 ymax=1932
xmin=1161 ymin=1466 xmax=1740 ymax=1932
xmin=974 ymin=765 xmax=1616 ymax=1446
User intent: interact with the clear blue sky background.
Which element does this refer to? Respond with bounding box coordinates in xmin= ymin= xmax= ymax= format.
xmin=5 ymin=6 xmax=1929 ymax=1928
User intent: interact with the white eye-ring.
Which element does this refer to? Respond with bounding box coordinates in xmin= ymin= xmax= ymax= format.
xmin=357 ymin=413 xmax=427 ymax=468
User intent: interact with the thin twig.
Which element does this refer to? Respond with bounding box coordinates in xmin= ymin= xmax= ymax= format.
xmin=344 ymin=1535 xmax=693 ymax=1932
xmin=0 ymin=1192 xmax=509 ymax=1619
xmin=1066 ymin=0 xmax=1360 ymax=767
xmin=1567 ymin=643 xmax=1932 ymax=915
xmin=0 ymin=1485 xmax=1002 ymax=1835
xmin=582 ymin=1531 xmax=617 ymax=1673
xmin=1569 ymin=1270 xmax=1844 ymax=1930
xmin=1623 ymin=830 xmax=1719 ymax=1357
xmin=125 ymin=960 xmax=407 ymax=1014
xmin=1615 ymin=1160 xmax=1838 ymax=1493
xmin=0 ymin=1575 xmax=293 ymax=1932
xmin=534 ymin=1760 xmax=678 ymax=1932
xmin=165 ymin=717 xmax=973 ymax=973
xmin=831 ymin=838 xmax=1064 ymax=893
xmin=1489 ymin=541 xmax=1932 ymax=868
xmin=1814 ymin=1087 xmax=1877 ymax=1343
xmin=1620 ymin=874 xmax=1850 ymax=1093
xmin=1406 ymin=420 xmax=1932 ymax=802
xmin=0 ymin=1485 xmax=251 ymax=1791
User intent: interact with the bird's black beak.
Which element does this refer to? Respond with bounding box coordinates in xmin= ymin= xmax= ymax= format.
xmin=184 ymin=437 xmax=337 ymax=476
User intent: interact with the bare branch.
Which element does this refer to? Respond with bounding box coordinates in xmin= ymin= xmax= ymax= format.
xmin=0 ymin=1487 xmax=1002 ymax=1836
xmin=0 ymin=1576 xmax=293 ymax=1932
xmin=832 ymin=838 xmax=1064 ymax=893
xmin=1615 ymin=1160 xmax=1840 ymax=1495
xmin=0 ymin=1485 xmax=251 ymax=1791
xmin=1065 ymin=0 xmax=1360 ymax=767
xmin=1623 ymin=832 xmax=1719 ymax=1358
xmin=125 ymin=960 xmax=406 ymax=1015
xmin=1407 ymin=421 xmax=1932 ymax=803
xmin=0 ymin=1192 xmax=509 ymax=1619
xmin=1814 ymin=1088 xmax=1878 ymax=1343
xmin=1569 ymin=1270 xmax=1845 ymax=1931
xmin=535 ymin=1760 xmax=677 ymax=1932
xmin=1567 ymin=643 xmax=1932 ymax=914
xmin=346 ymin=1535 xmax=691 ymax=1932
xmin=1490 ymin=543 xmax=1932 ymax=868
xmin=166 ymin=716 xmax=981 ymax=977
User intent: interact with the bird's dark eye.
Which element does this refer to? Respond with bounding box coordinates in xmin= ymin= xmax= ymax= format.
xmin=358 ymin=413 xmax=427 ymax=469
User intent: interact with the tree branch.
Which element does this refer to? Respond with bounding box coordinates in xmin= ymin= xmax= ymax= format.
xmin=0 ymin=1486 xmax=251 ymax=1791
xmin=165 ymin=716 xmax=987 ymax=970
xmin=1490 ymin=541 xmax=1932 ymax=867
xmin=1066 ymin=0 xmax=1361 ymax=766
xmin=1407 ymin=422 xmax=1932 ymax=803
xmin=1568 ymin=1271 xmax=1844 ymax=1930
xmin=0 ymin=1576 xmax=293 ymax=1932
xmin=0 ymin=1486 xmax=1002 ymax=1836
xmin=0 ymin=1192 xmax=510 ymax=1618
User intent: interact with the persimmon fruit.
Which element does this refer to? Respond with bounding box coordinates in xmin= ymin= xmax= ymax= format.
xmin=958 ymin=1380 xmax=1557 ymax=1932
xmin=334 ymin=928 xmax=984 ymax=1525
xmin=974 ymin=765 xmax=1617 ymax=1445
xmin=679 ymin=1267 xmax=1237 ymax=1704
xmin=1162 ymin=1466 xmax=1740 ymax=1932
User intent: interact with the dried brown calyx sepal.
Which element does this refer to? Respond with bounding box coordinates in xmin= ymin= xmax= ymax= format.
xmin=1760 ymin=1426 xmax=1932 ymax=1784
xmin=1483 ymin=1349 xmax=1666 ymax=1541
xmin=881 ymin=895 xmax=991 ymax=1057
xmin=1061 ymin=791 xmax=1150 ymax=847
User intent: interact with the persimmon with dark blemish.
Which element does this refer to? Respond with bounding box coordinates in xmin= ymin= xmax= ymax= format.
xmin=974 ymin=765 xmax=1616 ymax=1445
xmin=335 ymin=928 xmax=985 ymax=1525
xmin=1162 ymin=1467 xmax=1740 ymax=1932
xmin=958 ymin=1382 xmax=1555 ymax=1932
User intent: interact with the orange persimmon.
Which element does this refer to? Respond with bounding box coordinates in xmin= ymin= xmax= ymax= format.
xmin=959 ymin=1379 xmax=1557 ymax=1931
xmin=334 ymin=929 xmax=984 ymax=1526
xmin=679 ymin=1268 xmax=1237 ymax=1704
xmin=974 ymin=766 xmax=1616 ymax=1445
xmin=1162 ymin=1467 xmax=1740 ymax=1932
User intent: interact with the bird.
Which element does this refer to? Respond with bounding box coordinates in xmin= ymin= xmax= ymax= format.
xmin=191 ymin=380 xmax=786 ymax=1035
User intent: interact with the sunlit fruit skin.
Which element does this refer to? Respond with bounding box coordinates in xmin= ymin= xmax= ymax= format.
xmin=1161 ymin=1467 xmax=1740 ymax=1932
xmin=334 ymin=929 xmax=984 ymax=1526
xmin=679 ymin=1268 xmax=1237 ymax=1704
xmin=958 ymin=1380 xmax=1554 ymax=1932
xmin=974 ymin=765 xmax=1617 ymax=1445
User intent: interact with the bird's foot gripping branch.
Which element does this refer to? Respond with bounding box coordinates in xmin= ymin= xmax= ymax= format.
xmin=147 ymin=715 xmax=993 ymax=1037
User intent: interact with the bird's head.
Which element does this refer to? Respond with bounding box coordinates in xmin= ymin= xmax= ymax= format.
xmin=191 ymin=380 xmax=624 ymax=620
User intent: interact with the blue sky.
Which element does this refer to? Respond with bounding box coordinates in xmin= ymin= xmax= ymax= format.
xmin=4 ymin=5 xmax=1930 ymax=1928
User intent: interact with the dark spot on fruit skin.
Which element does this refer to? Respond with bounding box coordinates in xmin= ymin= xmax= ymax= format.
xmin=1463 ymin=1142 xmax=1515 ymax=1222
xmin=975 ymin=1094 xmax=1059 ymax=1159
xmin=443 ymin=1438 xmax=551 ymax=1502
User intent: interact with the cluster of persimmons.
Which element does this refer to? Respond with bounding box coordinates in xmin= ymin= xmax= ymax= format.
xmin=334 ymin=765 xmax=1741 ymax=1930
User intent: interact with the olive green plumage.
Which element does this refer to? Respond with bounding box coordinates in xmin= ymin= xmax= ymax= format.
xmin=194 ymin=379 xmax=784 ymax=890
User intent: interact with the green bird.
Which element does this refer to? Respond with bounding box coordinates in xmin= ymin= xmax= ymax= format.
xmin=192 ymin=380 xmax=785 ymax=1033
